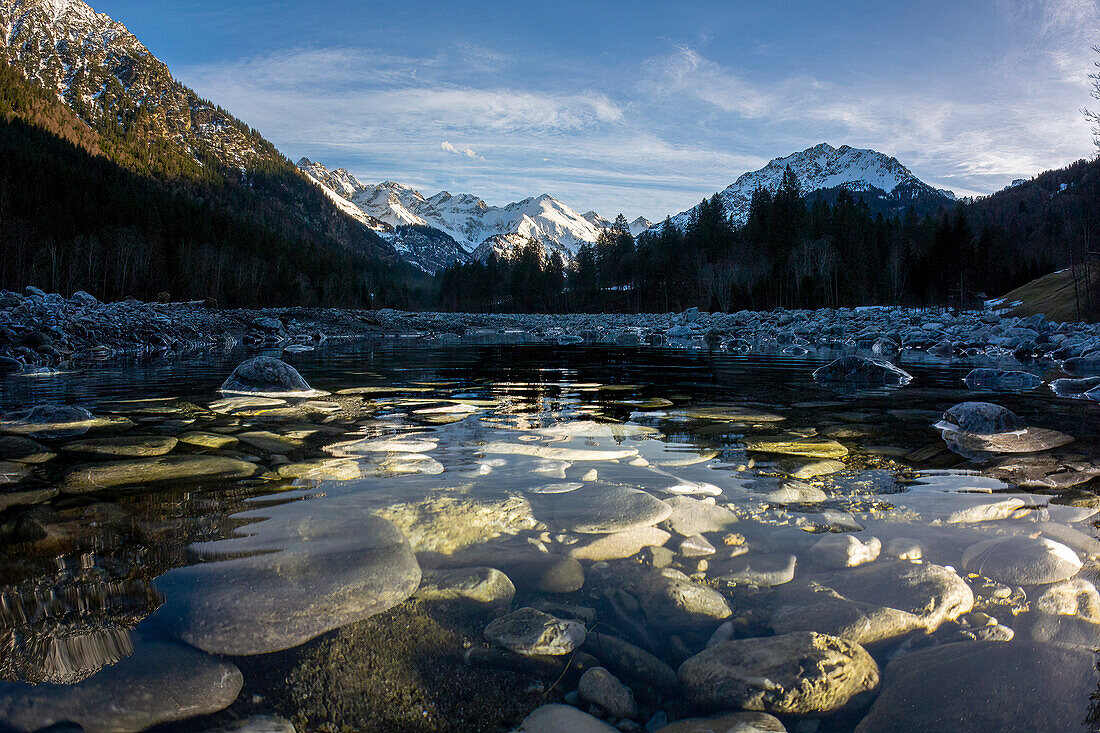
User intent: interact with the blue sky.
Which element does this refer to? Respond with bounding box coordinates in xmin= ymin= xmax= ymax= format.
xmin=95 ymin=0 xmax=1099 ymax=220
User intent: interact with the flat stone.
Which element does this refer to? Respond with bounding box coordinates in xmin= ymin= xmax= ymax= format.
xmin=964 ymin=368 xmax=1043 ymax=391
xmin=277 ymin=459 xmax=361 ymax=480
xmin=0 ymin=405 xmax=119 ymax=438
xmin=742 ymin=437 xmax=849 ymax=459
xmin=578 ymin=666 xmax=637 ymax=719
xmin=236 ymin=430 xmax=303 ymax=454
xmin=201 ymin=716 xmax=297 ymax=732
xmin=755 ymin=479 xmax=828 ymax=504
xmin=536 ymin=484 xmax=671 ymax=534
xmin=414 ymin=567 xmax=516 ymax=607
xmin=569 ymin=527 xmax=672 ymax=561
xmin=483 ymin=607 xmax=585 ymax=656
xmin=663 ymin=495 xmax=738 ymax=535
xmin=61 ymin=455 xmax=258 ymax=493
xmin=179 ymin=432 xmax=240 ymax=450
xmin=480 ymin=441 xmax=638 ymax=461
xmin=0 ymin=485 xmax=58 ymax=512
xmin=962 ymin=535 xmax=1082 ymax=585
xmin=854 ymin=642 xmax=1097 ymax=733
xmin=653 ymin=712 xmax=787 ymax=733
xmin=783 ymin=458 xmax=846 ymax=479
xmin=679 ymin=534 xmax=716 ymax=557
xmin=61 ymin=436 xmax=178 ymax=459
xmin=678 ymin=632 xmax=879 ymax=715
xmin=712 ymin=552 xmax=797 ymax=586
xmin=0 ymin=634 xmax=242 ymax=732
xmin=514 ymin=704 xmax=617 ymax=732
xmin=154 ymin=510 xmax=421 ymax=655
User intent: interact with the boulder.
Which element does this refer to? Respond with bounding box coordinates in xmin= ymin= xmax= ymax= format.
xmin=634 ymin=569 xmax=732 ymax=631
xmin=414 ymin=567 xmax=516 ymax=608
xmin=61 ymin=435 xmax=178 ymax=459
xmin=812 ymin=356 xmax=913 ymax=386
xmin=219 ymin=356 xmax=317 ymax=396
xmin=963 ymin=368 xmax=1042 ymax=391
xmin=937 ymin=402 xmax=1025 ymax=435
xmin=653 ymin=712 xmax=786 ymax=733
xmin=578 ymin=666 xmax=637 ymax=719
xmin=962 ymin=535 xmax=1081 ymax=586
xmin=483 ymin=607 xmax=585 ymax=656
xmin=536 ymin=484 xmax=671 ymax=534
xmin=514 ymin=704 xmax=617 ymax=732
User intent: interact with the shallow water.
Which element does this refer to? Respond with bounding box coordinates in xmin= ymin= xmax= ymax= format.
xmin=1 ymin=341 xmax=1099 ymax=732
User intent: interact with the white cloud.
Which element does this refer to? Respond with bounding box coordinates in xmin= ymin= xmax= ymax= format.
xmin=441 ymin=141 xmax=482 ymax=159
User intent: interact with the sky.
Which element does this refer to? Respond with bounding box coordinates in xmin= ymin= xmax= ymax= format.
xmin=94 ymin=0 xmax=1100 ymax=221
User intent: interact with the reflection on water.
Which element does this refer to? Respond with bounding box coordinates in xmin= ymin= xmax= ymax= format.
xmin=0 ymin=342 xmax=1098 ymax=731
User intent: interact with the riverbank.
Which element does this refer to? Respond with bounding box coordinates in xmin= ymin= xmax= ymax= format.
xmin=3 ymin=286 xmax=1099 ymax=372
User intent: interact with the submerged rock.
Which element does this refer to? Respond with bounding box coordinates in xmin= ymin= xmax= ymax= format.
xmin=581 ymin=631 xmax=677 ymax=691
xmin=483 ymin=607 xmax=585 ymax=656
xmin=0 ymin=405 xmax=98 ymax=438
xmin=854 ymin=641 xmax=1098 ymax=733
xmin=810 ymin=533 xmax=881 ymax=568
xmin=653 ymin=712 xmax=786 ymax=733
xmin=678 ymin=632 xmax=879 ymax=715
xmin=578 ymin=666 xmax=637 ymax=719
xmin=633 ymin=569 xmax=732 ymax=631
xmin=742 ymin=436 xmax=849 ymax=460
xmin=0 ymin=634 xmax=242 ymax=732
xmin=662 ymin=495 xmax=738 ymax=535
xmin=515 ymin=704 xmax=617 ymax=732
xmin=61 ymin=455 xmax=258 ymax=493
xmin=219 ymin=356 xmax=317 ymax=396
xmin=963 ymin=368 xmax=1043 ymax=391
xmin=812 ymin=356 xmax=913 ymax=386
xmin=937 ymin=402 xmax=1025 ymax=435
xmin=414 ymin=567 xmax=516 ymax=608
xmin=961 ymin=535 xmax=1081 ymax=586
xmin=154 ymin=511 xmax=421 ymax=656
xmin=61 ymin=435 xmax=178 ymax=459
xmin=536 ymin=484 xmax=671 ymax=534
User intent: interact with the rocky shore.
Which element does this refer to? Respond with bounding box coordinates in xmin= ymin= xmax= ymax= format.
xmin=3 ymin=286 xmax=1099 ymax=372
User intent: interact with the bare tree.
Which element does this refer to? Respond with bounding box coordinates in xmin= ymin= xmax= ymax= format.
xmin=1087 ymin=45 xmax=1100 ymax=152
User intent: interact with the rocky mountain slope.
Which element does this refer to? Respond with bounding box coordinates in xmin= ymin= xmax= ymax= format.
xmin=298 ymin=158 xmax=648 ymax=271
xmin=662 ymin=143 xmax=955 ymax=230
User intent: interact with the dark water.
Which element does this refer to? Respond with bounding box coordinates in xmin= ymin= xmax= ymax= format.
xmin=0 ymin=342 xmax=1098 ymax=732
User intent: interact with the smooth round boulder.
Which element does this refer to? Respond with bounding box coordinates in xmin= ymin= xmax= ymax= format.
xmin=578 ymin=666 xmax=638 ymax=719
xmin=483 ymin=607 xmax=585 ymax=656
xmin=0 ymin=405 xmax=97 ymax=438
xmin=812 ymin=356 xmax=913 ymax=386
xmin=964 ymin=368 xmax=1042 ymax=391
xmin=854 ymin=641 xmax=1098 ymax=733
xmin=535 ymin=484 xmax=671 ymax=534
xmin=633 ymin=569 xmax=732 ymax=631
xmin=962 ymin=535 xmax=1081 ymax=585
xmin=678 ymin=632 xmax=879 ymax=715
xmin=0 ymin=634 xmax=242 ymax=732
xmin=414 ymin=567 xmax=516 ymax=608
xmin=219 ymin=357 xmax=316 ymax=396
xmin=515 ymin=704 xmax=617 ymax=732
xmin=937 ymin=402 xmax=1025 ymax=435
xmin=154 ymin=510 xmax=421 ymax=655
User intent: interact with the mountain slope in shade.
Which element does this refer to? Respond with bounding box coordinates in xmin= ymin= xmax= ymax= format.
xmin=662 ymin=143 xmax=956 ymax=230
xmin=298 ymin=158 xmax=643 ymax=271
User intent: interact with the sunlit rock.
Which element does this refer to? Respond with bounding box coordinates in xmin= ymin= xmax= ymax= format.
xmin=483 ymin=607 xmax=584 ymax=656
xmin=535 ymin=484 xmax=671 ymax=534
xmin=219 ymin=357 xmax=321 ymax=397
xmin=962 ymin=535 xmax=1082 ymax=586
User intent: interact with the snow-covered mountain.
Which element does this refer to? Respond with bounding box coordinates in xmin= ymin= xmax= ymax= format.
xmin=298 ymin=158 xmax=642 ymax=272
xmin=661 ymin=143 xmax=955 ymax=231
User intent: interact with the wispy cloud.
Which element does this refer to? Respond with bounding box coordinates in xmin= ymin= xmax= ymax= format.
xmin=441 ymin=141 xmax=482 ymax=159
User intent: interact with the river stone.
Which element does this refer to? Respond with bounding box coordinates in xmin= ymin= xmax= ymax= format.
xmin=581 ymin=631 xmax=677 ymax=691
xmin=514 ymin=704 xmax=618 ymax=732
xmin=712 ymin=552 xmax=797 ymax=586
xmin=61 ymin=435 xmax=178 ymax=459
xmin=811 ymin=534 xmax=881 ymax=568
xmin=0 ymin=436 xmax=51 ymax=462
xmin=769 ymin=562 xmax=972 ymax=645
xmin=679 ymin=533 xmax=716 ymax=557
xmin=742 ymin=437 xmax=849 ymax=460
xmin=578 ymin=666 xmax=638 ymax=719
xmin=663 ymin=495 xmax=738 ymax=535
xmin=937 ymin=402 xmax=1025 ymax=435
xmin=154 ymin=511 xmax=421 ymax=655
xmin=755 ymin=479 xmax=827 ymax=504
xmin=634 ymin=569 xmax=732 ymax=631
xmin=0 ymin=634 xmax=242 ymax=732
xmin=812 ymin=356 xmax=913 ymax=386
xmin=1034 ymin=578 xmax=1100 ymax=620
xmin=236 ymin=430 xmax=303 ymax=454
xmin=537 ymin=484 xmax=671 ymax=534
xmin=942 ymin=426 xmax=1073 ymax=455
xmin=414 ymin=567 xmax=516 ymax=608
xmin=1024 ymin=611 xmax=1100 ymax=648
xmin=277 ymin=459 xmax=361 ymax=481
xmin=783 ymin=458 xmax=847 ymax=479
xmin=962 ymin=535 xmax=1082 ymax=585
xmin=61 ymin=455 xmax=258 ymax=493
xmin=963 ymin=368 xmax=1043 ymax=391
xmin=854 ymin=641 xmax=1098 ymax=733
xmin=653 ymin=712 xmax=787 ymax=733
xmin=569 ymin=526 xmax=672 ymax=561
xmin=678 ymin=632 xmax=879 ymax=715
xmin=1050 ymin=376 xmax=1100 ymax=397
xmin=219 ymin=356 xmax=316 ymax=396
xmin=0 ymin=405 xmax=98 ymax=438
xmin=483 ymin=607 xmax=585 ymax=656
xmin=179 ymin=432 xmax=240 ymax=450
xmin=494 ymin=555 xmax=586 ymax=593
xmin=202 ymin=716 xmax=297 ymax=732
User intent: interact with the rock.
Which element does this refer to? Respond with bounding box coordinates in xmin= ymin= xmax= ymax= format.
xmin=634 ymin=569 xmax=732 ymax=631
xmin=663 ymin=495 xmax=738 ymax=535
xmin=1024 ymin=611 xmax=1100 ymax=648
xmin=236 ymin=430 xmax=303 ymax=454
xmin=963 ymin=368 xmax=1043 ymax=391
xmin=514 ymin=704 xmax=618 ymax=732
xmin=277 ymin=459 xmax=361 ymax=481
xmin=70 ymin=290 xmax=98 ymax=306
xmin=0 ymin=436 xmax=52 ymax=463
xmin=578 ymin=666 xmax=637 ymax=719
xmin=769 ymin=562 xmax=973 ymax=645
xmin=179 ymin=431 xmax=240 ymax=450
xmin=495 ymin=555 xmax=586 ymax=593
xmin=937 ymin=401 xmax=1025 ymax=435
xmin=1062 ymin=356 xmax=1100 ymax=376
xmin=537 ymin=484 xmax=671 ymax=534
xmin=678 ymin=632 xmax=879 ymax=715
xmin=755 ymin=479 xmax=828 ymax=504
xmin=883 ymin=538 xmax=923 ymax=561
xmin=811 ymin=534 xmax=881 ymax=568
xmin=653 ymin=712 xmax=787 ymax=733
xmin=0 ymin=405 xmax=97 ymax=438
xmin=202 ymin=716 xmax=297 ymax=732
xmin=0 ymin=485 xmax=58 ymax=512
xmin=569 ymin=527 xmax=672 ymax=561
xmin=854 ymin=641 xmax=1098 ymax=733
xmin=962 ymin=535 xmax=1082 ymax=585
xmin=812 ymin=356 xmax=913 ymax=386
xmin=0 ymin=357 xmax=22 ymax=374
xmin=679 ymin=534 xmax=716 ymax=557
xmin=414 ymin=567 xmax=516 ymax=608
xmin=0 ymin=634 xmax=242 ymax=732
xmin=712 ymin=552 xmax=797 ymax=586
xmin=581 ymin=631 xmax=677 ymax=691
xmin=61 ymin=455 xmax=258 ymax=493
xmin=483 ymin=607 xmax=585 ymax=656
xmin=1050 ymin=376 xmax=1100 ymax=398
xmin=783 ymin=458 xmax=846 ymax=479
xmin=154 ymin=511 xmax=421 ymax=655
xmin=1034 ymin=578 xmax=1100 ymax=620
xmin=219 ymin=356 xmax=317 ymax=396
xmin=61 ymin=435 xmax=178 ymax=459
xmin=742 ymin=436 xmax=848 ymax=459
